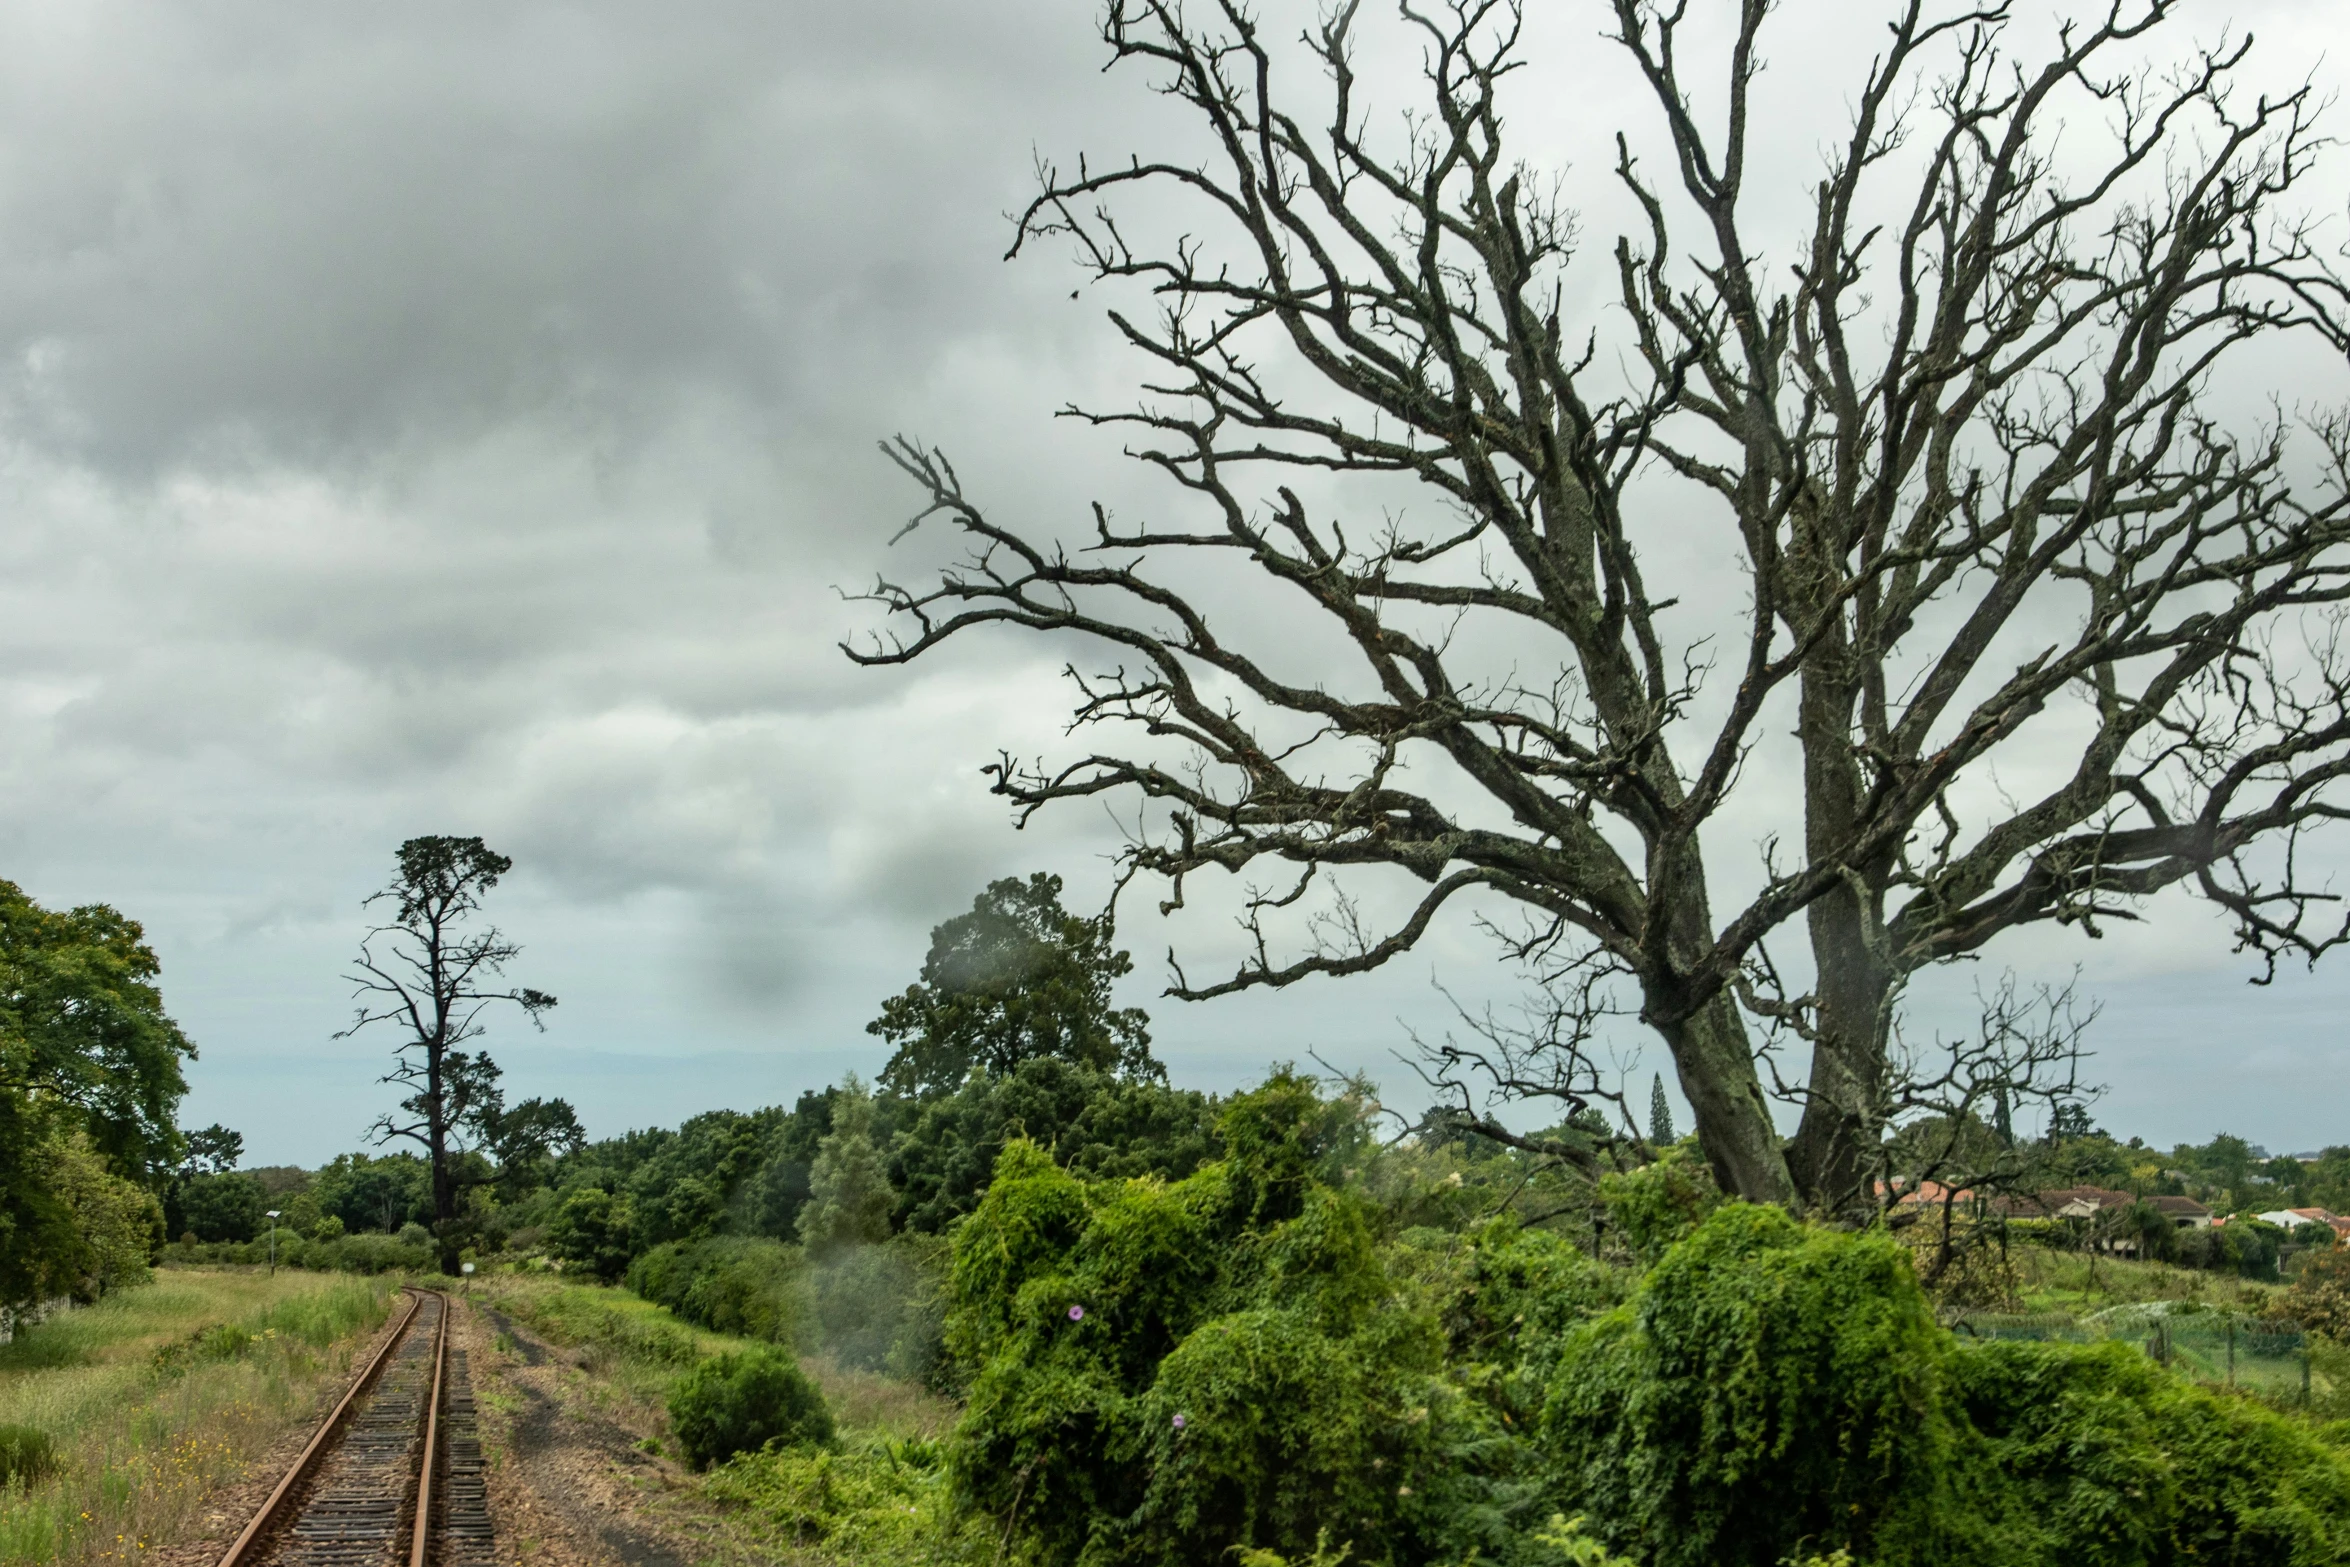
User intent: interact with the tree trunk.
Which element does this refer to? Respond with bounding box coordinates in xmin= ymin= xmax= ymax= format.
xmin=1659 ymin=993 xmax=1796 ymax=1209
xmin=1786 ymin=877 xmax=1895 ymax=1217
xmin=1784 ymin=603 xmax=1894 ymax=1217
xmin=428 ymin=1051 xmax=460 ymax=1276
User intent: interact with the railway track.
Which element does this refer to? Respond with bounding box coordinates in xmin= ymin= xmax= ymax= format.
xmin=215 ymin=1287 xmax=495 ymax=1567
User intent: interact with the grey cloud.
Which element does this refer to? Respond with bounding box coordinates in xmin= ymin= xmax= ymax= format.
xmin=0 ymin=1 xmax=1111 ymax=476
xmin=0 ymin=1 xmax=2343 ymax=1161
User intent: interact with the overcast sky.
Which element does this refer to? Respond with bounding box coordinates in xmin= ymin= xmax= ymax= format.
xmin=2 ymin=0 xmax=2344 ymax=1166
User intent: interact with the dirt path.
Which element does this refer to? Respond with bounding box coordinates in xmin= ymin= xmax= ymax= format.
xmin=463 ymin=1298 xmax=718 ymax=1567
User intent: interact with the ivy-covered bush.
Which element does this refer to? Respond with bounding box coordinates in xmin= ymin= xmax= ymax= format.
xmin=668 ymin=1346 xmax=836 ymax=1470
xmin=1543 ymin=1203 xmax=2350 ymax=1567
xmin=1544 ymin=1204 xmax=1973 ymax=1567
xmin=1952 ymin=1335 xmax=2350 ymax=1565
xmin=927 ymin=1067 xmax=2350 ymax=1567
xmin=944 ymin=1071 xmax=1540 ymax=1567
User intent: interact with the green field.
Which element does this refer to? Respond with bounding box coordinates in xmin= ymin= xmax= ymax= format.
xmin=0 ymin=1269 xmax=397 ymax=1565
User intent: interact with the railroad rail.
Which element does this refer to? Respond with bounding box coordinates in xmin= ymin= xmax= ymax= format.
xmin=215 ymin=1286 xmax=494 ymax=1567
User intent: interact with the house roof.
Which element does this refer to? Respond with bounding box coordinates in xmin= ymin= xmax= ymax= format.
xmin=1887 ymin=1179 xmax=1975 ymax=1207
xmin=2147 ymin=1195 xmax=2210 ymax=1216
xmin=2257 ymin=1207 xmax=2350 ymax=1238
xmin=1993 ymin=1186 xmax=2137 ymax=1219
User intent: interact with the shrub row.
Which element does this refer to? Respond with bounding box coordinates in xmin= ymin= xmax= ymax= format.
xmin=626 ymin=1234 xmax=946 ymax=1383
xmin=629 ymin=1238 xmax=804 ymax=1344
xmin=163 ymin=1230 xmax=434 ymax=1275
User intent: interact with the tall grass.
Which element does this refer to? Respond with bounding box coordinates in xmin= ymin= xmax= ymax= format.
xmin=2012 ymin=1245 xmax=2281 ymax=1314
xmin=0 ymin=1270 xmax=397 ymax=1565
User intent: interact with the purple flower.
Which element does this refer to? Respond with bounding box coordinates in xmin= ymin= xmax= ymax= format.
xmin=1068 ymin=1305 xmax=1086 ymax=1321
xmin=1172 ymin=1414 xmax=1187 ymax=1430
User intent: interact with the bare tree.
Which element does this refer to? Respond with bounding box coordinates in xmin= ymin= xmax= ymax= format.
xmin=850 ymin=0 xmax=2350 ymax=1214
xmin=341 ymin=836 xmax=555 ymax=1272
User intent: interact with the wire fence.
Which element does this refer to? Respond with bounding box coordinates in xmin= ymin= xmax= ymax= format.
xmin=1949 ymin=1306 xmax=2315 ymax=1402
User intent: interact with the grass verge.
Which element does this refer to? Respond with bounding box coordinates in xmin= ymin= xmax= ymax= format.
xmin=0 ymin=1269 xmax=398 ymax=1565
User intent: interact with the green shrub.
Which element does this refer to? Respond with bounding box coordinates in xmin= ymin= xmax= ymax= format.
xmin=2179 ymin=1219 xmax=2288 ymax=1280
xmin=1544 ymin=1204 xmax=1973 ymax=1567
xmin=173 ymin=1170 xmax=268 ymax=1243
xmin=0 ymin=1424 xmax=56 ymax=1488
xmin=1595 ymin=1145 xmax=1719 ymax=1265
xmin=629 ymin=1236 xmax=807 ymax=1344
xmin=943 ymin=1077 xmax=1529 ymax=1567
xmin=1954 ymin=1335 xmax=2350 ymax=1564
xmin=2277 ymin=1245 xmax=2350 ymax=1343
xmin=668 ymin=1346 xmax=835 ymax=1470
xmin=702 ymin=1437 xmax=990 ymax=1564
xmin=546 ymin=1188 xmax=633 ymax=1282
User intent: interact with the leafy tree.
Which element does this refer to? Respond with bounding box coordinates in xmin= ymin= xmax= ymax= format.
xmin=2277 ymin=1246 xmax=2350 ymax=1342
xmin=890 ymin=1057 xmax=1220 ymax=1234
xmin=624 ymin=1108 xmax=788 ymax=1249
xmin=311 ymin=1151 xmax=431 ymax=1233
xmin=180 ymin=1124 xmax=244 ymax=1175
xmin=739 ymin=1088 xmax=838 ymax=1241
xmin=2043 ymin=1102 xmax=2100 ymax=1143
xmin=3 ymin=1120 xmax=164 ymax=1310
xmin=2310 ymin=1146 xmax=2350 ymax=1213
xmin=339 ymin=836 xmax=556 ymax=1272
xmin=175 ymin=1170 xmax=268 ymax=1243
xmin=0 ymin=879 xmax=194 ymax=1181
xmin=869 ymin=873 xmax=1155 ymax=1099
xmin=0 ymin=880 xmax=190 ymax=1312
xmin=798 ymin=1080 xmax=893 ymax=1256
xmin=546 ymin=1186 xmax=634 ymax=1282
xmin=2201 ymin=1133 xmax=2257 ymax=1204
xmin=43 ymin=1131 xmax=161 ymax=1302
xmin=0 ymin=1094 xmax=75 ymax=1309
xmin=487 ymin=1096 xmax=585 ymax=1198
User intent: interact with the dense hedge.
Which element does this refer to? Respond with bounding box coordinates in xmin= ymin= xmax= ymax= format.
xmin=164 ymin=1230 xmax=434 ymax=1275
xmin=630 ymin=1237 xmax=804 ymax=1344
xmin=626 ymin=1231 xmax=945 ymax=1381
